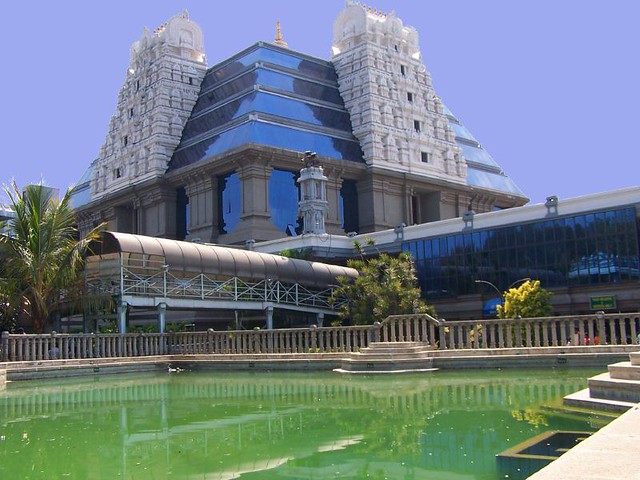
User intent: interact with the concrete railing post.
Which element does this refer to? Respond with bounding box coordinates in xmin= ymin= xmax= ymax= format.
xmin=1 ymin=332 xmax=8 ymax=362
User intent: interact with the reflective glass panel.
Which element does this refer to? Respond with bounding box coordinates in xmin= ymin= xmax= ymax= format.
xmin=451 ymin=123 xmax=478 ymax=143
xmin=455 ymin=136 xmax=503 ymax=170
xmin=170 ymin=121 xmax=364 ymax=171
xmin=339 ymin=180 xmax=359 ymax=233
xmin=218 ymin=172 xmax=241 ymax=234
xmin=269 ymin=169 xmax=300 ymax=234
xmin=403 ymin=207 xmax=639 ymax=297
xmin=466 ymin=168 xmax=526 ymax=196
xmin=183 ymin=91 xmax=353 ymax=140
xmin=201 ymin=46 xmax=336 ymax=91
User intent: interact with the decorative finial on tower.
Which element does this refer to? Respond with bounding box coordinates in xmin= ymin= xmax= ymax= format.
xmin=274 ymin=20 xmax=288 ymax=48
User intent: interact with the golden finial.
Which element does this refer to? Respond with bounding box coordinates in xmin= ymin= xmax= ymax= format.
xmin=274 ymin=20 xmax=288 ymax=48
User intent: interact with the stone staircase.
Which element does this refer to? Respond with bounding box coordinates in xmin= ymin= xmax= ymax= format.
xmin=334 ymin=342 xmax=437 ymax=374
xmin=564 ymin=351 xmax=640 ymax=412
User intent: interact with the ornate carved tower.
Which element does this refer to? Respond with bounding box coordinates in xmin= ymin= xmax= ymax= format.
xmin=90 ymin=11 xmax=207 ymax=200
xmin=298 ymin=152 xmax=329 ymax=235
xmin=331 ymin=2 xmax=466 ymax=182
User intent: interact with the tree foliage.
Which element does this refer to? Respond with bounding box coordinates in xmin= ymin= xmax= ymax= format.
xmin=497 ymin=279 xmax=553 ymax=319
xmin=332 ymin=239 xmax=434 ymax=325
xmin=0 ymin=183 xmax=105 ymax=332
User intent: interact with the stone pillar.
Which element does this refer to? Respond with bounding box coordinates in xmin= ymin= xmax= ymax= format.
xmin=222 ymin=160 xmax=282 ymax=243
xmin=118 ymin=301 xmax=128 ymax=334
xmin=157 ymin=302 xmax=167 ymax=333
xmin=140 ymin=188 xmax=177 ymax=238
xmin=184 ymin=175 xmax=218 ymax=243
xmin=324 ymin=169 xmax=344 ymax=235
xmin=265 ymin=306 xmax=274 ymax=330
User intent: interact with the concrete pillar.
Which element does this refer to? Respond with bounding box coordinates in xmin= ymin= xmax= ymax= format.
xmin=265 ymin=306 xmax=274 ymax=330
xmin=158 ymin=302 xmax=167 ymax=333
xmin=316 ymin=312 xmax=325 ymax=327
xmin=118 ymin=301 xmax=128 ymax=334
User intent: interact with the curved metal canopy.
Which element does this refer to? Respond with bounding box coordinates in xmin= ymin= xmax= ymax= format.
xmin=93 ymin=232 xmax=358 ymax=288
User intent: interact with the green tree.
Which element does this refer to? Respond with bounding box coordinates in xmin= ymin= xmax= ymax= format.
xmin=0 ymin=183 xmax=105 ymax=332
xmin=497 ymin=279 xmax=553 ymax=319
xmin=332 ymin=239 xmax=434 ymax=325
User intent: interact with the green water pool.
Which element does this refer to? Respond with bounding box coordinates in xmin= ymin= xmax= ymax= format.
xmin=0 ymin=368 xmax=610 ymax=479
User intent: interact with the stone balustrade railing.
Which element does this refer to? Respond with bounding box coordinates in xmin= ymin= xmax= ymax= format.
xmin=2 ymin=313 xmax=639 ymax=362
xmin=0 ymin=325 xmax=379 ymax=362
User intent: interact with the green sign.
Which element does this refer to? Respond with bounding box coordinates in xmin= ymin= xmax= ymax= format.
xmin=590 ymin=295 xmax=616 ymax=310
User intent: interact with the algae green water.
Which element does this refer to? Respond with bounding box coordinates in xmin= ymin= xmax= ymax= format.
xmin=0 ymin=368 xmax=609 ymax=479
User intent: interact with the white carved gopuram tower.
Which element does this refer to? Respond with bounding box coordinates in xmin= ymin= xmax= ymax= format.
xmin=331 ymin=2 xmax=467 ymax=182
xmin=90 ymin=11 xmax=207 ymax=200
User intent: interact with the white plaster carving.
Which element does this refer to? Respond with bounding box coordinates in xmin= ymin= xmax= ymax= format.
xmin=90 ymin=12 xmax=207 ymax=199
xmin=331 ymin=3 xmax=465 ymax=183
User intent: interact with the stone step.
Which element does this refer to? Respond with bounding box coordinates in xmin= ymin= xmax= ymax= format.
xmin=563 ymin=388 xmax=636 ymax=413
xmin=358 ymin=347 xmax=433 ymax=356
xmin=365 ymin=342 xmax=433 ymax=350
xmin=338 ymin=358 xmax=434 ymax=372
xmin=588 ymin=372 xmax=640 ymax=404
xmin=630 ymin=352 xmax=640 ymax=366
xmin=608 ymin=362 xmax=640 ymax=381
xmin=344 ymin=354 xmax=432 ymax=362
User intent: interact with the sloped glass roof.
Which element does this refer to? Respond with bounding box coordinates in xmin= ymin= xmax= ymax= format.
xmin=168 ymin=43 xmax=364 ymax=171
xmin=183 ymin=90 xmax=353 ymax=139
xmin=466 ymin=167 xmax=525 ymax=196
xmin=70 ymin=165 xmax=94 ymax=209
xmin=445 ymin=105 xmax=526 ymax=198
xmin=170 ymin=120 xmax=364 ymax=170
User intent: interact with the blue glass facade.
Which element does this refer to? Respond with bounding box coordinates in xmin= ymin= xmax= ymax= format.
xmin=218 ymin=172 xmax=241 ymax=234
xmin=269 ymin=169 xmax=301 ymax=235
xmin=403 ymin=207 xmax=640 ymax=298
xmin=168 ymin=44 xmax=364 ymax=172
xmin=339 ymin=180 xmax=359 ymax=233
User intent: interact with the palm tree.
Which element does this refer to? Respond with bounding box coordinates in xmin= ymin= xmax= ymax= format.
xmin=0 ymin=183 xmax=104 ymax=332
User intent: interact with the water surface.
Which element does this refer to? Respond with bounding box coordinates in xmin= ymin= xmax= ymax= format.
xmin=0 ymin=368 xmax=608 ymax=479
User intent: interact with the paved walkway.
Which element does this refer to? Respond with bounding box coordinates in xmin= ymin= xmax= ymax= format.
xmin=529 ymin=404 xmax=640 ymax=479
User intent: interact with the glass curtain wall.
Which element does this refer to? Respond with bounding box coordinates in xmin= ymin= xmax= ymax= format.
xmin=403 ymin=207 xmax=640 ymax=298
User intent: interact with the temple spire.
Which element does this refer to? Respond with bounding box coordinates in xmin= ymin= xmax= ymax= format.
xmin=274 ymin=20 xmax=288 ymax=48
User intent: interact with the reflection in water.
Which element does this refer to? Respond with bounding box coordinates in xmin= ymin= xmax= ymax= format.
xmin=0 ymin=369 xmax=608 ymax=479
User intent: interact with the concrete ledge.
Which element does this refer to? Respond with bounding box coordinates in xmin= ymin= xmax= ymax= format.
xmin=528 ymin=404 xmax=640 ymax=479
xmin=334 ymin=367 xmax=438 ymax=375
xmin=0 ymin=347 xmax=636 ymax=381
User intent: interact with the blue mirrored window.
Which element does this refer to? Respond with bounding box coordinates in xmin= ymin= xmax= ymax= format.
xmin=218 ymin=172 xmax=241 ymax=234
xmin=269 ymin=169 xmax=301 ymax=235
xmin=339 ymin=180 xmax=359 ymax=234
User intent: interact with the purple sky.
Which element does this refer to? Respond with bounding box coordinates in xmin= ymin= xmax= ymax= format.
xmin=1 ymin=1 xmax=638 ymax=204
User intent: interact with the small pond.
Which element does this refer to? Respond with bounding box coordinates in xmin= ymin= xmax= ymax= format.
xmin=0 ymin=368 xmax=609 ymax=479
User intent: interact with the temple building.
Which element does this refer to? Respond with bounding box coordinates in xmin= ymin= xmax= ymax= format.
xmin=72 ymin=4 xmax=527 ymax=244
xmin=70 ymin=3 xmax=638 ymax=319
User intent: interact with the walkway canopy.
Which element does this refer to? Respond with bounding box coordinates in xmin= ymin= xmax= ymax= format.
xmin=89 ymin=232 xmax=358 ymax=289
